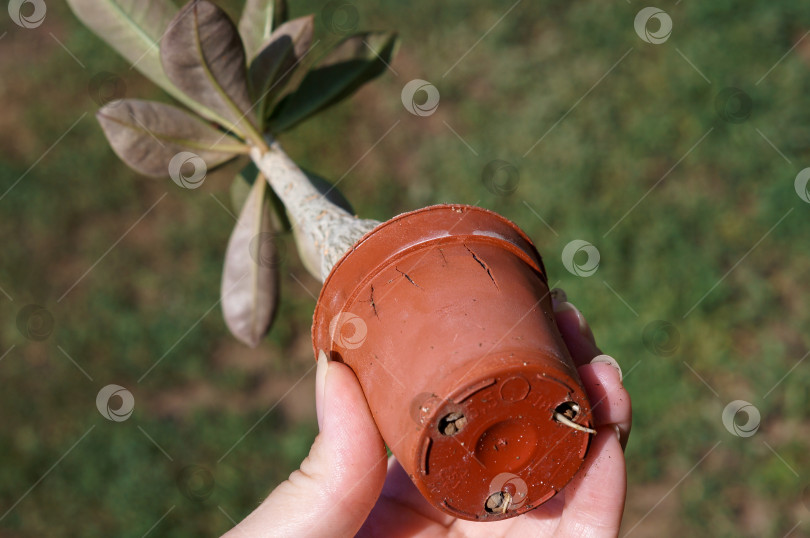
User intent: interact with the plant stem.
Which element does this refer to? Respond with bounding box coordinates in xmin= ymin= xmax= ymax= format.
xmin=249 ymin=140 xmax=380 ymax=282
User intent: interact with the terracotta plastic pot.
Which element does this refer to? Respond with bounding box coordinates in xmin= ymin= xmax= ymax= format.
xmin=312 ymin=204 xmax=594 ymax=521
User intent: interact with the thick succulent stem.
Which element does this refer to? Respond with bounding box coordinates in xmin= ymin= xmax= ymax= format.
xmin=249 ymin=140 xmax=380 ymax=282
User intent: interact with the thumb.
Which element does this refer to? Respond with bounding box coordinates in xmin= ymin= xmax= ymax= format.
xmin=224 ymin=351 xmax=388 ymax=537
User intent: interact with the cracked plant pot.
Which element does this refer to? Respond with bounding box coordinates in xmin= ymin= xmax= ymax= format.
xmin=311 ymin=204 xmax=594 ymax=521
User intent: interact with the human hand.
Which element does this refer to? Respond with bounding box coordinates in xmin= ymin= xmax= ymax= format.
xmin=224 ymin=289 xmax=631 ymax=537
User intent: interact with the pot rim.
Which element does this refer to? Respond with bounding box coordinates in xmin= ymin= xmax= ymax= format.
xmin=312 ymin=204 xmax=549 ymax=357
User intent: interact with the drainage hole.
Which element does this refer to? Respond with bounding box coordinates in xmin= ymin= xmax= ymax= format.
xmin=438 ymin=412 xmax=467 ymax=436
xmin=485 ymin=491 xmax=512 ymax=514
xmin=553 ymin=401 xmax=580 ymax=420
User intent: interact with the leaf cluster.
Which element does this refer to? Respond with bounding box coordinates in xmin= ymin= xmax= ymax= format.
xmin=67 ymin=0 xmax=398 ymax=346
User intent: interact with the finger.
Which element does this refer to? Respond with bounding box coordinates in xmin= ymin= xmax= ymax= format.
xmin=555 ymin=425 xmax=627 ymax=536
xmin=358 ymin=457 xmax=454 ymax=536
xmin=316 ymin=347 xmax=328 ymax=429
xmin=552 ymin=298 xmax=601 ymax=367
xmin=551 ymin=288 xmax=595 ymax=344
xmin=578 ymin=360 xmax=632 ymax=450
xmin=224 ymin=353 xmax=388 ymax=538
xmin=384 ymin=457 xmax=455 ymax=523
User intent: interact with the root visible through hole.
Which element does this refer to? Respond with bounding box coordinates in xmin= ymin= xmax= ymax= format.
xmin=553 ymin=401 xmax=597 ymax=435
xmin=438 ymin=412 xmax=467 ymax=436
xmin=485 ymin=491 xmax=512 ymax=514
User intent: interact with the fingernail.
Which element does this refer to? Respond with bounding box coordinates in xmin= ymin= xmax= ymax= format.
xmin=554 ymin=301 xmax=587 ymax=331
xmin=316 ymin=350 xmax=330 ymax=430
xmin=612 ymin=424 xmax=628 ymax=451
xmin=550 ymin=287 xmax=568 ymax=307
xmin=590 ymin=354 xmax=622 ymax=382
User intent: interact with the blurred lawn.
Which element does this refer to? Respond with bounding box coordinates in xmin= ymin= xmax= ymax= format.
xmin=1 ymin=0 xmax=810 ymax=536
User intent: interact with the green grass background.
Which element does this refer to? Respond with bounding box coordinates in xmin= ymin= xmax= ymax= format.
xmin=1 ymin=0 xmax=809 ymax=536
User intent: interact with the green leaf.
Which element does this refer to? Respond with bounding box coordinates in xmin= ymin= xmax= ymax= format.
xmin=66 ymin=0 xmax=231 ymax=127
xmin=248 ymin=15 xmax=314 ymax=127
xmin=239 ymin=0 xmax=289 ymax=61
xmin=268 ymin=31 xmax=399 ymax=133
xmin=161 ymin=0 xmax=258 ymax=139
xmin=96 ymin=99 xmax=246 ymax=178
xmin=221 ymin=177 xmax=280 ymax=347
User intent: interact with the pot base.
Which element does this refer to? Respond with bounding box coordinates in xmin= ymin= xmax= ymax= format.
xmin=412 ymin=355 xmax=591 ymax=519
